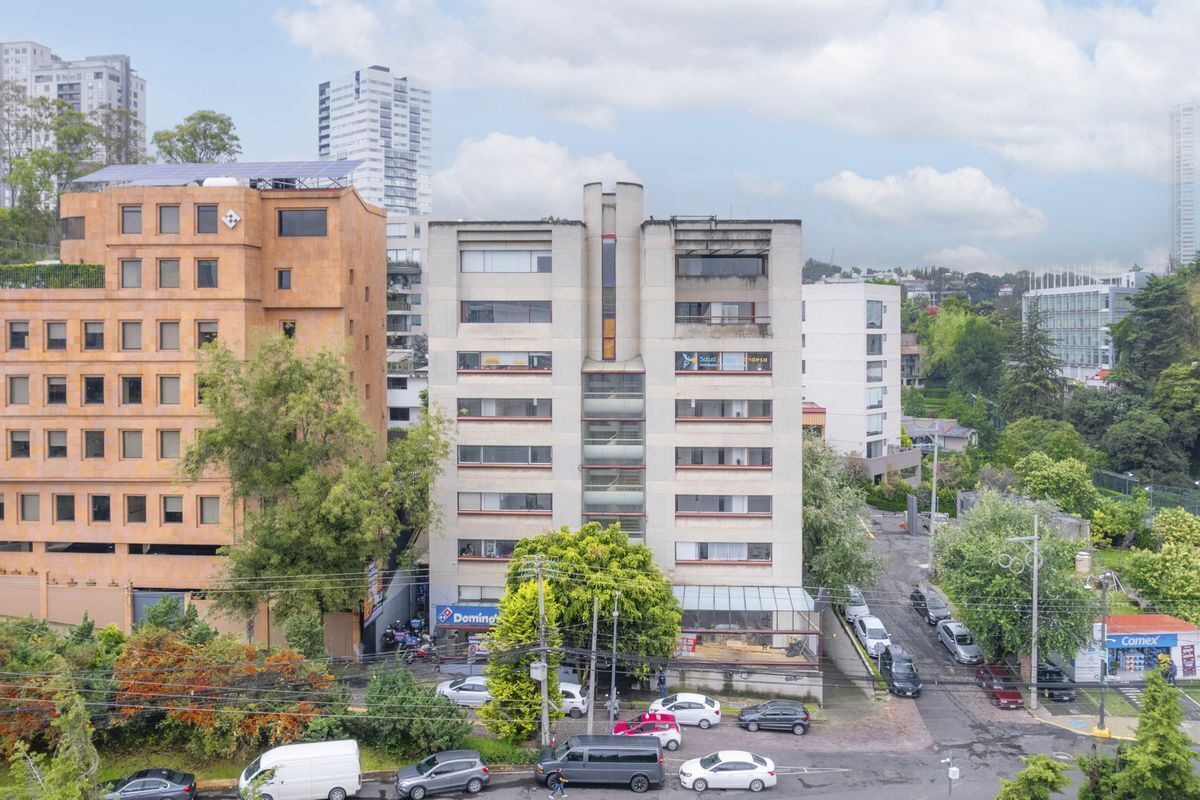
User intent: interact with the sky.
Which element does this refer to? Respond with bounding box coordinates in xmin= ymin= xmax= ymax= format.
xmin=5 ymin=0 xmax=1197 ymax=273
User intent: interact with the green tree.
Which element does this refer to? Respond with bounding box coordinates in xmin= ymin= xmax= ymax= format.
xmin=1065 ymin=388 xmax=1148 ymax=451
xmin=922 ymin=307 xmax=1007 ymax=395
xmin=999 ymin=300 xmax=1063 ymax=419
xmin=1100 ymin=407 xmax=1189 ymax=481
xmin=1091 ymin=494 xmax=1149 ymax=547
xmin=933 ymin=492 xmax=1097 ymax=659
xmin=480 ymin=581 xmax=563 ymax=743
xmin=1152 ymin=360 xmax=1200 ymax=459
xmin=362 ymin=668 xmax=470 ymax=753
xmin=1111 ymin=670 xmax=1200 ymax=799
xmin=1151 ymin=507 xmax=1200 ymax=548
xmin=1013 ymin=452 xmax=1101 ymax=517
xmin=995 ymin=416 xmax=1102 ymax=468
xmin=7 ymin=103 xmax=100 ymax=212
xmin=1077 ymin=744 xmax=1122 ymax=800
xmin=1124 ymin=543 xmax=1200 ymax=625
xmin=504 ymin=523 xmax=680 ymax=680
xmin=942 ymin=392 xmax=999 ymax=454
xmin=901 ymin=386 xmax=927 ymax=416
xmin=89 ymin=106 xmax=141 ymax=166
xmin=182 ymin=336 xmax=407 ymax=621
xmin=152 ymin=110 xmax=241 ymax=163
xmin=8 ymin=686 xmax=102 ymax=800
xmin=994 ymin=754 xmax=1068 ymax=800
xmin=1111 ymin=270 xmax=1197 ymax=393
xmin=135 ymin=597 xmax=217 ymax=646
xmin=803 ymin=435 xmax=883 ymax=589
xmin=389 ymin=404 xmax=452 ymax=542
xmin=283 ymin=609 xmax=327 ymax=659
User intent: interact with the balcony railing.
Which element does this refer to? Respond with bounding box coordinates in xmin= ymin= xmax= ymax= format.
xmin=388 ymin=299 xmax=412 ymax=311
xmin=675 ymin=315 xmax=771 ymax=325
xmin=387 ymin=259 xmax=422 ymax=275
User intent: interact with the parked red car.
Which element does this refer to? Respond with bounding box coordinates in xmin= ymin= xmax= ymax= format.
xmin=975 ymin=663 xmax=1025 ymax=709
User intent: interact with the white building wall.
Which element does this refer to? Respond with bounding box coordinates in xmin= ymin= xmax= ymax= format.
xmin=1173 ymin=102 xmax=1199 ymax=269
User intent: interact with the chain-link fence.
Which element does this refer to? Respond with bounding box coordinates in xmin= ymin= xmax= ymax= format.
xmin=0 ymin=238 xmax=60 ymax=264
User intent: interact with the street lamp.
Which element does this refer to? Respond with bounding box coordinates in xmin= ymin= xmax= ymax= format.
xmin=1085 ymin=571 xmax=1118 ymax=737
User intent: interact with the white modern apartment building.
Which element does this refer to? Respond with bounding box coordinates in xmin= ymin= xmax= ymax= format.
xmin=319 ymin=67 xmax=431 ymax=215
xmin=1022 ymin=270 xmax=1149 ymax=382
xmin=1 ymin=41 xmax=146 ymax=205
xmin=1172 ymin=102 xmax=1200 ymax=269
xmin=803 ymin=283 xmax=918 ymax=485
xmin=425 ymin=184 xmax=817 ymax=695
xmin=385 ymin=214 xmax=429 ymax=433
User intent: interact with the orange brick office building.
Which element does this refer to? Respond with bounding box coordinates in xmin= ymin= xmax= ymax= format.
xmin=0 ymin=163 xmax=385 ymax=634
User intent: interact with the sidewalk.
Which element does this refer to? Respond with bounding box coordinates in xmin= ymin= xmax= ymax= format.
xmin=1028 ymin=704 xmax=1200 ymax=741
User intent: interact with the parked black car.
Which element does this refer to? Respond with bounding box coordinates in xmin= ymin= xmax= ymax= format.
xmin=879 ymin=645 xmax=923 ymax=697
xmin=737 ymin=700 xmax=810 ymax=735
xmin=1036 ymin=662 xmax=1077 ymax=702
xmin=910 ymin=585 xmax=951 ymax=625
xmin=103 ymin=769 xmax=196 ymax=800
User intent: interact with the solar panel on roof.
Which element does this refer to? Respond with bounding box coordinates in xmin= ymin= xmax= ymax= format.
xmin=74 ymin=160 xmax=364 ymax=185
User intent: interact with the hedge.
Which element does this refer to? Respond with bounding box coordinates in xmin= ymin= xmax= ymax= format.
xmin=0 ymin=262 xmax=105 ymax=289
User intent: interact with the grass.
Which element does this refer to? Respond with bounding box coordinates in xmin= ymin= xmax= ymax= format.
xmin=463 ymin=735 xmax=537 ymax=765
xmin=1077 ymin=687 xmax=1140 ymax=719
xmin=1093 ymin=549 xmax=1136 ymax=571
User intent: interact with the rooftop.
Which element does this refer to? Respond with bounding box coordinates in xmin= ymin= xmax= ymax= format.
xmin=1104 ymin=613 xmax=1199 ymax=634
xmin=73 ymin=160 xmax=364 ymax=189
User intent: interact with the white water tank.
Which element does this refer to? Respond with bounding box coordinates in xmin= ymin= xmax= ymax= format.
xmin=1076 ymin=551 xmax=1093 ymax=573
xmin=201 ymin=177 xmax=239 ymax=187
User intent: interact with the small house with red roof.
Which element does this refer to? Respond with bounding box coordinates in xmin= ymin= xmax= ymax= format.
xmin=1068 ymin=613 xmax=1200 ymax=683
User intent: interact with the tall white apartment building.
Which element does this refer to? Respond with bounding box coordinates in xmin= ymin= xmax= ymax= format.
xmin=803 ymin=283 xmax=918 ymax=484
xmin=425 ymin=184 xmax=818 ymax=695
xmin=1172 ymin=102 xmax=1200 ymax=269
xmin=319 ymin=66 xmax=431 ymax=215
xmin=386 ymin=214 xmax=429 ymax=432
xmin=1 ymin=41 xmax=146 ymax=205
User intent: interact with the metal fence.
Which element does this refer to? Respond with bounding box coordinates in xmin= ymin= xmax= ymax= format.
xmin=0 ymin=238 xmax=59 ymax=264
xmin=0 ymin=262 xmax=104 ymax=289
xmin=1093 ymin=469 xmax=1200 ymax=515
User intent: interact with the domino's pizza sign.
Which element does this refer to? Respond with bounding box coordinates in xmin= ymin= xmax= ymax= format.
xmin=434 ymin=604 xmax=500 ymax=630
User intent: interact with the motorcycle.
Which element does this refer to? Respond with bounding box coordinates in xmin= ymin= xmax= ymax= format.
xmin=404 ymin=638 xmax=438 ymax=665
xmin=381 ymin=619 xmax=408 ymax=650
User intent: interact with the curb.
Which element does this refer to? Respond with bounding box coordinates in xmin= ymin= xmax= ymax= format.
xmin=1027 ymin=709 xmax=1135 ymax=741
xmin=196 ymin=766 xmax=537 ymax=791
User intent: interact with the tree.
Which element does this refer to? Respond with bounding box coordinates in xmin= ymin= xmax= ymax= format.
xmin=1065 ymin=387 xmax=1148 ymax=451
xmin=922 ymin=306 xmax=1007 ymax=395
xmin=480 ymin=581 xmax=563 ymax=743
xmin=995 ymin=416 xmax=1102 ymax=469
xmin=1111 ymin=271 xmax=1197 ymax=392
xmin=901 ymin=386 xmax=927 ymax=416
xmin=90 ymin=106 xmax=141 ymax=166
xmin=361 ymin=668 xmax=470 ymax=753
xmin=135 ymin=597 xmax=217 ymax=646
xmin=1100 ymin=407 xmax=1189 ymax=482
xmin=283 ymin=609 xmax=327 ymax=659
xmin=504 ymin=523 xmax=680 ymax=680
xmin=1077 ymin=744 xmax=1122 ymax=800
xmin=1013 ymin=452 xmax=1100 ymax=518
xmin=1152 ymin=360 xmax=1200 ymax=462
xmin=182 ymin=336 xmax=405 ymax=620
xmin=1124 ymin=543 xmax=1200 ymax=625
xmin=1111 ymin=670 xmax=1200 ymax=799
xmin=388 ymin=403 xmax=452 ymax=542
xmin=1151 ymin=507 xmax=1200 ymax=547
xmin=994 ymin=754 xmax=1068 ymax=800
xmin=8 ymin=686 xmax=102 ymax=800
xmin=1091 ymin=494 xmax=1149 ymax=547
xmin=933 ymin=492 xmax=1097 ymax=659
xmin=999 ymin=300 xmax=1063 ymax=419
xmin=942 ymin=392 xmax=999 ymax=454
xmin=152 ymin=110 xmax=241 ymax=163
xmin=803 ymin=435 xmax=883 ymax=589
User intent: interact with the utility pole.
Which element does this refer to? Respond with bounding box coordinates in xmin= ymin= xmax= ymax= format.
xmin=1088 ymin=571 xmax=1115 ymax=736
xmin=998 ymin=516 xmax=1041 ymax=711
xmin=608 ymin=590 xmax=621 ymax=726
xmin=535 ymin=555 xmax=551 ymax=748
xmin=929 ymin=436 xmax=939 ymax=567
xmin=587 ymin=596 xmax=599 ymax=734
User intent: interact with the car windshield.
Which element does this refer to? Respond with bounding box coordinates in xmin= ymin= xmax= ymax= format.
xmin=699 ymin=753 xmax=723 ymax=770
xmin=241 ymin=758 xmax=261 ymax=782
xmin=416 ymin=755 xmax=438 ymax=775
xmin=867 ymin=627 xmax=887 ymax=639
xmin=927 ymin=594 xmax=947 ymax=608
xmin=449 ymin=677 xmax=467 ymax=689
xmin=894 ymin=662 xmax=918 ymax=676
xmin=752 ymin=755 xmax=767 ymax=767
xmin=168 ymin=772 xmax=189 ymax=785
xmin=955 ymin=633 xmax=974 ymax=646
xmin=553 ymin=742 xmax=573 ymax=760
xmin=848 ymin=589 xmax=865 ymax=605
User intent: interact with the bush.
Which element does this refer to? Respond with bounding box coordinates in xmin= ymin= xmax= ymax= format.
xmin=361 ymin=669 xmax=471 ymax=755
xmin=463 ymin=735 xmax=537 ymax=766
xmin=283 ymin=609 xmax=326 ymax=659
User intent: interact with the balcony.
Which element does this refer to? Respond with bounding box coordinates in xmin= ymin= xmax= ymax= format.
xmin=388 ymin=299 xmax=412 ymax=311
xmin=387 ymin=259 xmax=421 ymax=275
xmin=582 ymin=391 xmax=645 ymax=418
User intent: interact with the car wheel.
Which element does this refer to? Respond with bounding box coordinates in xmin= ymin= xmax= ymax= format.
xmin=666 ymin=739 xmax=679 ymax=751
xmin=569 ymin=708 xmax=583 ymax=718
xmin=329 ymin=788 xmax=348 ymax=800
xmin=747 ymin=721 xmax=760 ymax=732
xmin=693 ymin=778 xmax=708 ymax=792
xmin=466 ymin=777 xmax=484 ymax=794
xmin=411 ymin=786 xmax=427 ymax=800
xmin=793 ymin=723 xmax=807 ymax=736
xmin=630 ymin=774 xmax=650 ymax=793
xmin=260 ymin=796 xmax=273 ymax=800
xmin=990 ymin=697 xmax=999 ymax=707
xmin=750 ymin=779 xmax=765 ymax=792
xmin=698 ymin=718 xmax=712 ymax=729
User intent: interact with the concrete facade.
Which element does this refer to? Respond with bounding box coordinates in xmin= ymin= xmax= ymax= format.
xmin=0 ymin=182 xmax=385 ymax=629
xmin=1173 ymin=102 xmax=1200 ymax=269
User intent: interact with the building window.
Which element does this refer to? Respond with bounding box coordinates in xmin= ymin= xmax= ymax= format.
xmin=196 ymin=204 xmax=218 ymax=234
xmin=281 ymin=321 xmax=296 ymax=339
xmin=126 ymin=495 xmax=146 ymax=523
xmin=866 ymin=439 xmax=885 ymax=459
xmin=120 ymin=259 xmax=141 ymax=288
xmin=120 ymin=376 xmax=142 ymax=405
xmin=61 ymin=216 xmax=85 ymax=240
xmin=9 ymin=431 xmax=30 ymax=458
xmin=46 ymin=376 xmax=67 ymax=405
xmin=158 ymin=205 xmax=180 ymax=234
xmin=457 ymin=492 xmax=552 ymax=512
xmin=457 ymin=398 xmax=552 ymax=418
xmin=457 ymin=539 xmax=517 ymax=559
xmin=461 ymin=301 xmax=551 ymax=323
xmin=199 ymin=496 xmax=219 ymax=525
xmin=54 ymin=494 xmax=74 ymax=522
xmin=866 ymin=300 xmax=884 ymax=329
xmin=158 ymin=321 xmax=180 ymax=350
xmin=867 ymin=413 xmax=885 ymax=436
xmin=46 ymin=430 xmax=67 ymax=458
xmin=162 ymin=496 xmax=183 ymax=524
xmin=387 ymin=222 xmax=407 ymax=238
xmin=158 ymin=430 xmax=181 ymax=459
xmin=457 ymin=445 xmax=552 ymax=465
xmin=675 ymin=447 xmax=772 ymax=467
xmin=196 ymin=259 xmax=218 ymax=288
xmin=388 ymin=376 xmax=408 ymax=390
xmin=867 ymin=334 xmax=883 ymax=355
xmin=158 ymin=259 xmax=180 ymax=288
xmin=84 ymin=430 xmax=105 ymax=458
xmin=7 ymin=375 xmax=28 ymax=405
xmin=460 ymin=250 xmax=552 ymax=273
xmin=675 ymin=352 xmax=772 ymax=372
xmin=389 ymin=407 xmax=411 ymax=422
xmin=676 ymin=255 xmax=767 ymax=277
xmin=121 ymin=321 xmax=141 ymax=350
xmin=867 ymin=387 xmax=884 ymax=409
xmin=867 ymin=361 xmax=884 ymax=383
xmin=675 ymin=495 xmax=772 ymax=515
xmin=276 ymin=269 xmax=291 ymax=289
xmin=45 ymin=321 xmax=66 ymax=350
xmin=121 ymin=430 xmax=142 ymax=459
xmin=197 ymin=321 xmax=218 ymax=346
xmin=83 ymin=321 xmax=103 ymax=350
xmin=91 ymin=495 xmax=111 ymax=523
xmin=8 ymin=321 xmax=28 ymax=350
xmin=278 ymin=209 xmax=328 ymax=237
xmin=120 ymin=205 xmax=141 ymax=234
xmin=458 ymin=585 xmax=503 ymax=602
xmin=19 ymin=494 xmax=39 ymax=522
xmin=675 ymin=542 xmax=772 ymax=562
xmin=456 ymin=351 xmax=552 ymax=371
xmin=159 ymin=376 xmax=180 ymax=405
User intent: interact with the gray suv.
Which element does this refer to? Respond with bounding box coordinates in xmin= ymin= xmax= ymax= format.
xmin=395 ymin=750 xmax=489 ymax=799
xmin=910 ymin=585 xmax=951 ymax=625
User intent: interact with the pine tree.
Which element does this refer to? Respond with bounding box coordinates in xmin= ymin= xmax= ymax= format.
xmin=999 ymin=300 xmax=1062 ymax=419
xmin=1112 ymin=670 xmax=1200 ymax=799
xmin=995 ymin=753 xmax=1068 ymax=800
xmin=8 ymin=686 xmax=101 ymax=800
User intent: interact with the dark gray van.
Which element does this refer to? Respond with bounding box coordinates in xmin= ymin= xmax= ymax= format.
xmin=536 ymin=735 xmax=663 ymax=794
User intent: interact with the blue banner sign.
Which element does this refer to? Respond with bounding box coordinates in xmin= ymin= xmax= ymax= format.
xmin=434 ymin=604 xmax=499 ymax=630
xmin=1106 ymin=632 xmax=1177 ymax=649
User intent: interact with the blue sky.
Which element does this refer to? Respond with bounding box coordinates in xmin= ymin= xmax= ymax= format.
xmin=6 ymin=0 xmax=1192 ymax=273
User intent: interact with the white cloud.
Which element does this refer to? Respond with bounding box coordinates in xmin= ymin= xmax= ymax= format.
xmin=920 ymin=246 xmax=1022 ymax=274
xmin=736 ymin=172 xmax=787 ymax=197
xmin=815 ymin=167 xmax=1047 ymax=238
xmin=275 ymin=0 xmax=1200 ymax=176
xmin=431 ymin=133 xmax=639 ymax=218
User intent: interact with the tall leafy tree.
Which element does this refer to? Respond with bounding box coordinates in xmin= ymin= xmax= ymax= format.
xmin=1065 ymin=387 xmax=1149 ymax=450
xmin=994 ymin=416 xmax=1101 ymax=468
xmin=1111 ymin=270 xmax=1197 ymax=392
xmin=1111 ymin=670 xmax=1200 ymax=799
xmin=1014 ymin=452 xmax=1101 ymax=518
xmin=89 ymin=106 xmax=141 ymax=166
xmin=922 ymin=306 xmax=1008 ymax=395
xmin=152 ymin=110 xmax=241 ymax=163
xmin=1100 ymin=406 xmax=1189 ymax=482
xmin=1151 ymin=360 xmax=1200 ymax=457
xmin=994 ymin=754 xmax=1068 ymax=800
xmin=1124 ymin=542 xmax=1200 ymax=625
xmin=803 ymin=435 xmax=882 ymax=589
xmin=999 ymin=300 xmax=1062 ymax=419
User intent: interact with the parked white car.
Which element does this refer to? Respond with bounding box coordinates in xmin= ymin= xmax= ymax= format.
xmin=854 ymin=615 xmax=892 ymax=657
xmin=648 ymin=692 xmax=722 ymax=728
xmin=435 ymin=676 xmax=492 ymax=707
xmin=679 ymin=751 xmax=777 ymax=793
xmin=841 ymin=584 xmax=871 ymax=623
xmin=559 ymin=681 xmax=589 ymax=718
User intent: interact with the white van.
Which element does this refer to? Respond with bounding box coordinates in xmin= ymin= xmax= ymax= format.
xmin=238 ymin=740 xmax=361 ymax=800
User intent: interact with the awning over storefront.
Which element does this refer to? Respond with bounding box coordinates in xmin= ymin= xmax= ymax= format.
xmin=672 ymin=585 xmax=815 ymax=613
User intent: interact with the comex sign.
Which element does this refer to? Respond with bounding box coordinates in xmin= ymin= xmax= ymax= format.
xmin=434 ymin=604 xmax=499 ymax=630
xmin=1106 ymin=633 xmax=1177 ymax=649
